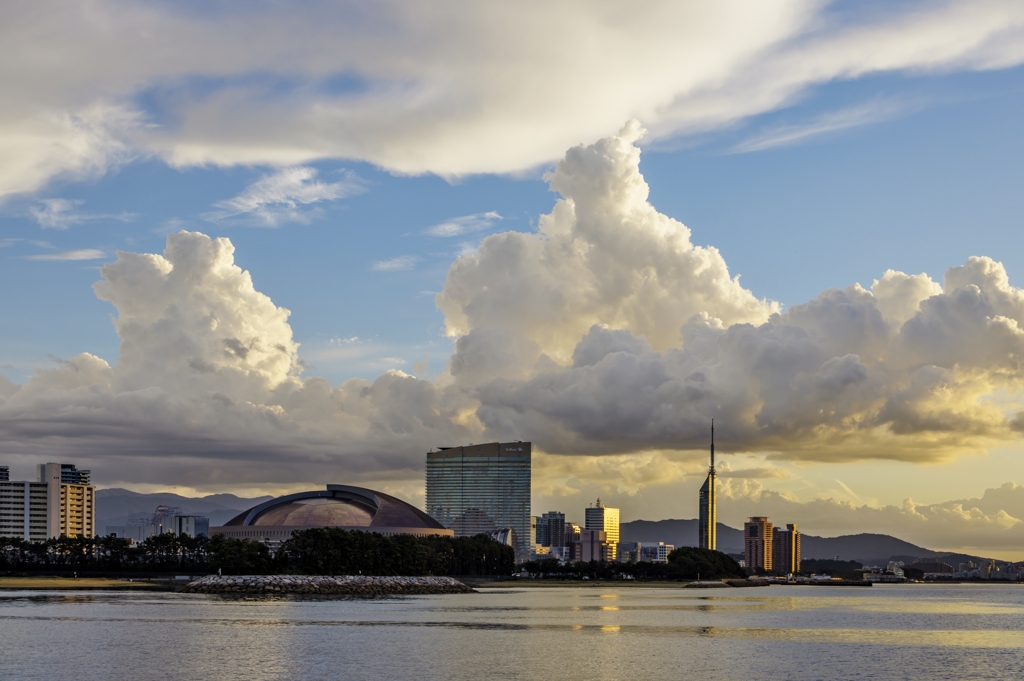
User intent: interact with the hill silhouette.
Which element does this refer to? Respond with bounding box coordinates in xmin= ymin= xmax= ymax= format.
xmin=97 ymin=488 xmax=273 ymax=531
xmin=620 ymin=519 xmax=987 ymax=566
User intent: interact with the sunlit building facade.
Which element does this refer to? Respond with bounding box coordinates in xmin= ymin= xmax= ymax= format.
xmin=698 ymin=421 xmax=717 ymax=551
xmin=584 ymin=499 xmax=619 ymax=561
xmin=426 ymin=442 xmax=532 ymax=562
xmin=772 ymin=523 xmax=801 ymax=574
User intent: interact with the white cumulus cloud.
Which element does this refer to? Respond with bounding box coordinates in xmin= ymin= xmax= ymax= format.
xmin=0 ymin=126 xmax=1023 ymax=553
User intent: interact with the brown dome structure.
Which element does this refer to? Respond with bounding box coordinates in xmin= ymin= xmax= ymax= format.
xmin=211 ymin=484 xmax=452 ymax=544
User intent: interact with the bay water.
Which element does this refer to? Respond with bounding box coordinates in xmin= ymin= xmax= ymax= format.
xmin=2 ymin=584 xmax=1022 ymax=680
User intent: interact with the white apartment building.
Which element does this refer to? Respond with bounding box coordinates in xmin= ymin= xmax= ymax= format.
xmin=0 ymin=463 xmax=95 ymax=540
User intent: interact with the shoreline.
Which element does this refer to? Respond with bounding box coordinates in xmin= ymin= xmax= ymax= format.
xmin=0 ymin=577 xmax=175 ymax=591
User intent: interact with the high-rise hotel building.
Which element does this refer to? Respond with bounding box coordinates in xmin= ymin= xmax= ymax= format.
xmin=0 ymin=463 xmax=95 ymax=541
xmin=698 ymin=421 xmax=717 ymax=551
xmin=426 ymin=442 xmax=531 ymax=562
xmin=744 ymin=516 xmax=773 ymax=572
xmin=772 ymin=523 xmax=801 ymax=574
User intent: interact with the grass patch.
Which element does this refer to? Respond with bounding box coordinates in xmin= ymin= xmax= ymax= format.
xmin=0 ymin=577 xmax=169 ymax=590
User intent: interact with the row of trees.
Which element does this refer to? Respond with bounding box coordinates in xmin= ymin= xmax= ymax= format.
xmin=0 ymin=529 xmax=515 ymax=576
xmin=521 ymin=547 xmax=745 ymax=580
xmin=280 ymin=528 xmax=513 ymax=576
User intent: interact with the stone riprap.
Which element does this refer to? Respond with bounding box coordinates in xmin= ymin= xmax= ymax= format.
xmin=683 ymin=580 xmax=731 ymax=588
xmin=181 ymin=575 xmax=474 ymax=595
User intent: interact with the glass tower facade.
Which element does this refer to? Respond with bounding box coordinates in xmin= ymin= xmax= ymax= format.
xmin=426 ymin=442 xmax=531 ymax=562
xmin=698 ymin=421 xmax=717 ymax=551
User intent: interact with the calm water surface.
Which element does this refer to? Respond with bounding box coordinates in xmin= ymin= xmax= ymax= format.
xmin=2 ymin=584 xmax=1023 ymax=680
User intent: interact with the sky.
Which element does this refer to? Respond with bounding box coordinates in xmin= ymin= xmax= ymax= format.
xmin=3 ymin=1 xmax=1024 ymax=557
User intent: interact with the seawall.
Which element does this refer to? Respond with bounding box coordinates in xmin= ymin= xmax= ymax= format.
xmin=181 ymin=575 xmax=475 ymax=595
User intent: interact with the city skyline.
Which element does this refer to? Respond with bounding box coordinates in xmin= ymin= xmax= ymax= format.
xmin=3 ymin=3 xmax=1024 ymax=559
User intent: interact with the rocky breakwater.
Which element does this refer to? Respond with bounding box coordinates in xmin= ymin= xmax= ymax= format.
xmin=181 ymin=575 xmax=475 ymax=596
xmin=684 ymin=580 xmax=731 ymax=588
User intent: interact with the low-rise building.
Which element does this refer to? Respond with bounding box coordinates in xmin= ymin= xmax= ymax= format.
xmin=548 ymin=545 xmax=574 ymax=562
xmin=618 ymin=541 xmax=674 ymax=563
xmin=106 ymin=506 xmax=211 ymax=540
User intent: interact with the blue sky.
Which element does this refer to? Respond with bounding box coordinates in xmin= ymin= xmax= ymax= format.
xmin=4 ymin=65 xmax=1022 ymax=385
xmin=4 ymin=1 xmax=1024 ymax=554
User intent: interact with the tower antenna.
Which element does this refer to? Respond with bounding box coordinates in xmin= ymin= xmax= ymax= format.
xmin=710 ymin=418 xmax=715 ymax=472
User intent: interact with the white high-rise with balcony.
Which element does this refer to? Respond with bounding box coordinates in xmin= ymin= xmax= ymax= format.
xmin=0 ymin=462 xmax=95 ymax=540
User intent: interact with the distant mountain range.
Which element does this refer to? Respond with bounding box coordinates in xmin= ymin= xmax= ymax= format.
xmin=620 ymin=519 xmax=988 ymax=566
xmin=97 ymin=492 xmax=987 ymax=567
xmin=97 ymin=488 xmax=272 ymax=531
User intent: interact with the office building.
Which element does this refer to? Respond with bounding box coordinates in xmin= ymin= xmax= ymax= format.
xmin=537 ymin=510 xmax=566 ymax=547
xmin=772 ymin=524 xmax=801 ymax=574
xmin=640 ymin=542 xmax=674 ymax=563
xmin=698 ymin=420 xmax=717 ymax=551
xmin=549 ymin=545 xmax=573 ymax=562
xmin=0 ymin=466 xmax=8 ymax=482
xmin=577 ymin=529 xmax=610 ymax=562
xmin=565 ymin=521 xmax=581 ymax=545
xmin=535 ymin=514 xmax=548 ymax=546
xmin=105 ymin=523 xmax=158 ymax=542
xmin=618 ymin=541 xmax=674 ymax=563
xmin=0 ymin=462 xmax=95 ymax=540
xmin=744 ymin=516 xmax=773 ymax=572
xmin=163 ymin=515 xmax=210 ymax=538
xmin=531 ymin=545 xmax=551 ymax=560
xmin=584 ymin=499 xmax=619 ymax=561
xmin=426 ymin=442 xmax=531 ymax=562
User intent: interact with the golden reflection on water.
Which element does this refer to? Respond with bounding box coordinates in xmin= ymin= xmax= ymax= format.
xmin=842 ymin=598 xmax=1024 ymax=616
xmin=725 ymin=626 xmax=1024 ymax=649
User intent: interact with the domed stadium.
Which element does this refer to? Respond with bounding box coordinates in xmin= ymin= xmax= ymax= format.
xmin=210 ymin=484 xmax=453 ymax=544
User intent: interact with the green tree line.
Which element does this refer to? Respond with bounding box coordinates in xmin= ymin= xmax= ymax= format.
xmin=0 ymin=529 xmax=514 ymax=576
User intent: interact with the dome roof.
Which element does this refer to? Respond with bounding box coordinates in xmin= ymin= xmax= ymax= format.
xmin=222 ymin=484 xmax=446 ymax=531
xmin=250 ymin=497 xmax=375 ymax=527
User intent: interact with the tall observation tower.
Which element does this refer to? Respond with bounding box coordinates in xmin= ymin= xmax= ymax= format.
xmin=698 ymin=420 xmax=717 ymax=551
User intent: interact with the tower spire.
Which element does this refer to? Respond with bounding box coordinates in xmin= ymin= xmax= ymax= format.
xmin=710 ymin=418 xmax=715 ymax=472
